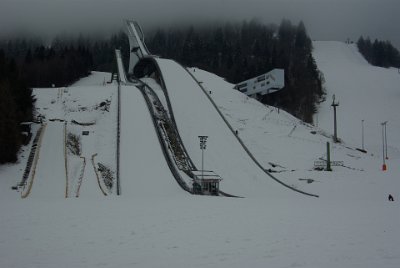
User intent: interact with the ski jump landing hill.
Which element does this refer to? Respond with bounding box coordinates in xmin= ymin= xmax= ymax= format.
xmin=20 ymin=122 xmax=66 ymax=199
xmin=119 ymin=20 xmax=318 ymax=198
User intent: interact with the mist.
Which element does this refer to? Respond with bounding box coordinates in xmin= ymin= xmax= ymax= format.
xmin=0 ymin=0 xmax=399 ymax=48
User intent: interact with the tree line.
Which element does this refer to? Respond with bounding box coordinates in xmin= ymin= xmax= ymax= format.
xmin=1 ymin=38 xmax=93 ymax=88
xmin=357 ymin=36 xmax=400 ymax=68
xmin=0 ymin=50 xmax=34 ymax=163
xmin=0 ymin=39 xmax=95 ymax=163
xmin=1 ymin=19 xmax=324 ymax=163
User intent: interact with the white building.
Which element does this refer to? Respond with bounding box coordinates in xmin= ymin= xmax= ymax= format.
xmin=235 ymin=69 xmax=285 ymax=97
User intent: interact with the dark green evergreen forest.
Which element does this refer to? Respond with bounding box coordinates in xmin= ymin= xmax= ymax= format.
xmin=0 ymin=39 xmax=94 ymax=163
xmin=5 ymin=19 xmax=375 ymax=163
xmin=357 ymin=36 xmax=400 ymax=68
xmin=0 ymin=50 xmax=34 ymax=163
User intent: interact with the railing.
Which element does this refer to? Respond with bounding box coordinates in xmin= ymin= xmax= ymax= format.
xmin=115 ymin=49 xmax=124 ymax=195
xmin=18 ymin=124 xmax=45 ymax=188
xmin=21 ymin=124 xmax=47 ymax=198
xmin=64 ymin=122 xmax=68 ymax=198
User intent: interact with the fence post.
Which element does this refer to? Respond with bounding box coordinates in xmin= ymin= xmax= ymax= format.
xmin=326 ymin=142 xmax=332 ymax=171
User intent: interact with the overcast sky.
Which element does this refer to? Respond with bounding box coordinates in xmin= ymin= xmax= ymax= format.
xmin=0 ymin=0 xmax=399 ymax=48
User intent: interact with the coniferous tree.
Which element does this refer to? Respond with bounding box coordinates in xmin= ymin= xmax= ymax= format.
xmin=0 ymin=81 xmax=20 ymax=163
xmin=357 ymin=36 xmax=400 ymax=68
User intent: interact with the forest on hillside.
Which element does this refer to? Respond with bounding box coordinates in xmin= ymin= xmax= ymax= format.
xmin=357 ymin=36 xmax=400 ymax=68
xmin=0 ymin=41 xmax=94 ymax=163
xmin=0 ymin=51 xmax=34 ymax=163
xmin=0 ymin=19 xmax=326 ymax=163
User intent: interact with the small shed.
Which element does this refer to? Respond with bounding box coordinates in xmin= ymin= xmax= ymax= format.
xmin=192 ymin=171 xmax=222 ymax=196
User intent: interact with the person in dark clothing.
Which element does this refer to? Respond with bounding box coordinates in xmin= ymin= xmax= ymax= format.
xmin=388 ymin=194 xmax=394 ymax=201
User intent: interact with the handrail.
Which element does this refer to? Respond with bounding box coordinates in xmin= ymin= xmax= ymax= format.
xmin=21 ymin=124 xmax=47 ymax=198
xmin=18 ymin=124 xmax=45 ymax=188
xmin=115 ymin=49 xmax=123 ymax=195
xmin=64 ymin=122 xmax=69 ymax=198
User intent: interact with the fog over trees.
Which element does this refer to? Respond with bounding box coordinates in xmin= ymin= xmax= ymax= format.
xmin=1 ymin=18 xmax=399 ymax=163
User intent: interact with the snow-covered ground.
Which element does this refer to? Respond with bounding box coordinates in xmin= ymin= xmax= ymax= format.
xmin=0 ymin=44 xmax=399 ymax=267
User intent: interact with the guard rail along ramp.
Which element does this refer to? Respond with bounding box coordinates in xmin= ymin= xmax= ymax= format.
xmin=115 ymin=49 xmax=124 ymax=195
xmin=21 ymin=123 xmax=47 ymax=198
xmin=17 ymin=124 xmax=46 ymax=189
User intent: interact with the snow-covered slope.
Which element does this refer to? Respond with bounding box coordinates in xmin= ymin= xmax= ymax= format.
xmin=313 ymin=41 xmax=400 ymax=159
xmin=1 ymin=45 xmax=400 ymax=268
xmin=156 ymin=58 xmax=301 ymax=198
xmin=189 ymin=67 xmax=332 ymax=171
xmin=26 ymin=122 xmax=66 ymax=199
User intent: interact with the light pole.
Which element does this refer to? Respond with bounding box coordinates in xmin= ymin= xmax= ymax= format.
xmin=384 ymin=122 xmax=388 ymax=160
xmin=361 ymin=119 xmax=365 ymax=151
xmin=198 ymin=136 xmax=208 ymax=181
xmin=381 ymin=121 xmax=387 ymax=171
xmin=331 ymin=94 xmax=339 ymax=143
